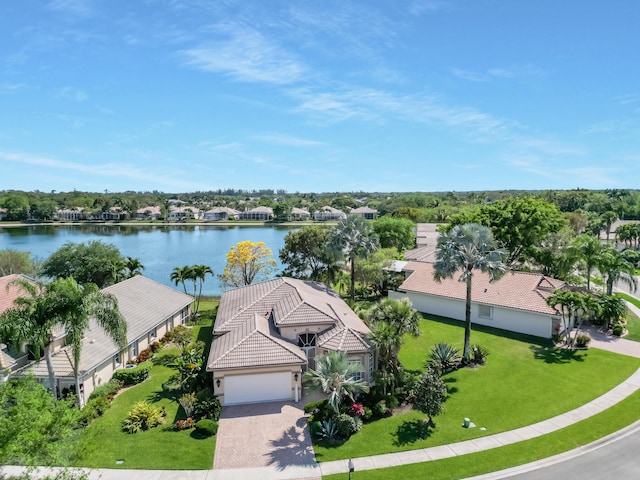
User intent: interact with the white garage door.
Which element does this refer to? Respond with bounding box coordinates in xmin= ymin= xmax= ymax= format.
xmin=224 ymin=372 xmax=291 ymax=405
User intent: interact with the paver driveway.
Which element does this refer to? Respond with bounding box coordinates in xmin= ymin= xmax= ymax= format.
xmin=214 ymin=401 xmax=317 ymax=469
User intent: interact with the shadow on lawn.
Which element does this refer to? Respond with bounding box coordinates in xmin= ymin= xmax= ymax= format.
xmin=531 ymin=345 xmax=586 ymax=364
xmin=152 ymin=352 xmax=179 ymax=367
xmin=393 ymin=419 xmax=434 ymax=446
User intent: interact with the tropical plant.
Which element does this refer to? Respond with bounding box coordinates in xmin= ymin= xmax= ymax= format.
xmin=122 ymin=401 xmax=165 ymax=433
xmin=170 ymin=265 xmax=192 ymax=294
xmin=470 ymin=344 xmax=490 ymax=365
xmin=179 ymin=392 xmax=197 ymax=418
xmin=317 ymin=419 xmax=339 ymax=441
xmin=49 ymin=277 xmax=127 ymax=407
xmin=599 ymin=294 xmax=626 ymax=327
xmin=304 ymin=351 xmax=370 ymax=413
xmin=433 ymin=223 xmax=507 ymax=362
xmin=190 ymin=264 xmax=213 ymax=316
xmin=123 ymin=256 xmax=144 ymax=278
xmin=570 ymin=234 xmax=603 ymax=291
xmin=546 ymin=290 xmax=594 ymax=349
xmin=428 ymin=342 xmax=461 ymax=374
xmin=218 ymin=240 xmax=277 ymax=288
xmin=597 ymin=247 xmax=637 ymax=296
xmin=328 ymin=215 xmax=379 ymax=301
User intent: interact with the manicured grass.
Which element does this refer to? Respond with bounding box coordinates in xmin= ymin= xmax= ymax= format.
xmin=313 ymin=314 xmax=640 ymax=462
xmin=323 ymin=387 xmax=640 ymax=480
xmin=615 ymin=293 xmax=640 ymax=342
xmin=74 ymin=313 xmax=217 ymax=470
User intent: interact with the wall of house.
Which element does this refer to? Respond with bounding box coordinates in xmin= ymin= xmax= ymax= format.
xmin=389 ymin=291 xmax=552 ymax=338
xmin=278 ymin=325 xmax=330 ymax=342
xmin=212 ymin=365 xmax=302 ymax=405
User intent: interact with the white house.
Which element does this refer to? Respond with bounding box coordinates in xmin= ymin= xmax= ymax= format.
xmin=390 ymin=261 xmax=564 ymax=339
xmin=313 ymin=206 xmax=347 ymax=221
xmin=203 ymin=207 xmax=240 ymax=221
xmin=10 ymin=276 xmax=193 ymax=403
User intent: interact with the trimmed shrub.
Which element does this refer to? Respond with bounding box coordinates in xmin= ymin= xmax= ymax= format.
xmin=362 ymin=406 xmax=373 ymax=422
xmin=308 ymin=420 xmax=323 ymax=437
xmin=193 ymin=388 xmax=222 ymax=421
xmin=575 ymin=333 xmax=592 ymax=348
xmin=304 ymin=399 xmax=333 ymax=423
xmin=373 ymin=400 xmax=389 ymax=418
xmin=136 ymin=348 xmax=152 ymax=363
xmin=122 ymin=401 xmax=165 ymax=433
xmin=149 ymin=341 xmax=161 ymax=353
xmin=113 ymin=361 xmax=152 ymax=386
xmin=613 ymin=324 xmax=625 ymax=336
xmin=336 ymin=413 xmax=358 ymax=439
xmin=384 ymin=395 xmax=399 ymax=410
xmin=80 ymin=396 xmax=111 ymax=425
xmin=88 ymin=379 xmax=122 ymax=401
xmin=195 ymin=419 xmax=218 ymax=437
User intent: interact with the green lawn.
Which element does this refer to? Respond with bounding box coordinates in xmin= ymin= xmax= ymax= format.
xmin=74 ymin=306 xmax=218 ymax=470
xmin=323 ymin=387 xmax=640 ymax=480
xmin=313 ymin=314 xmax=640 ymax=462
xmin=615 ymin=293 xmax=640 ymax=342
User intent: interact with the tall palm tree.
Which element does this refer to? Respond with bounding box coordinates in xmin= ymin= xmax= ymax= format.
xmin=51 ymin=277 xmax=127 ymax=407
xmin=0 ymin=278 xmax=59 ymax=393
xmin=124 ymin=256 xmax=144 ymax=278
xmin=433 ymin=223 xmax=506 ymax=362
xmin=367 ymin=321 xmax=402 ymax=394
xmin=328 ymin=215 xmax=379 ymax=302
xmin=170 ymin=265 xmax=192 ymax=294
xmin=597 ymin=247 xmax=638 ymax=296
xmin=190 ymin=264 xmax=213 ymax=317
xmin=571 ymin=233 xmax=603 ymax=291
xmin=303 ymin=350 xmax=370 ymax=413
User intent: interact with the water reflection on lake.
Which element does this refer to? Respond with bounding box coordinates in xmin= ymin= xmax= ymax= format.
xmin=0 ymin=224 xmax=296 ymax=297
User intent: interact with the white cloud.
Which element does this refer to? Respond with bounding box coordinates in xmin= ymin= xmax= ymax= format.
xmin=56 ymin=86 xmax=88 ymax=102
xmin=180 ymin=23 xmax=306 ymax=84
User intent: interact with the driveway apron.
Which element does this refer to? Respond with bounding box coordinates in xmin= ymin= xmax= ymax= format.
xmin=214 ymin=401 xmax=316 ymax=469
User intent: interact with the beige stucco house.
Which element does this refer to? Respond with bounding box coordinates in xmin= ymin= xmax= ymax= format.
xmin=390 ymin=261 xmax=564 ymax=339
xmin=10 ymin=276 xmax=193 ymax=403
xmin=207 ymin=277 xmax=373 ymax=406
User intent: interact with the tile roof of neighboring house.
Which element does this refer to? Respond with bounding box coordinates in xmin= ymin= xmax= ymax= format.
xmin=208 ymin=313 xmax=306 ymax=370
xmin=398 ymin=261 xmax=564 ymax=315
xmin=18 ymin=276 xmax=193 ymax=378
xmin=169 ymin=206 xmax=200 ymax=213
xmin=136 ymin=206 xmax=161 ymax=215
xmin=318 ymin=206 xmax=344 ymax=213
xmin=0 ymin=274 xmax=33 ymax=314
xmin=291 ymin=207 xmax=310 ymax=215
xmin=209 ymin=277 xmax=370 ymax=370
xmin=351 ymin=206 xmax=378 ymax=214
xmin=245 ymin=206 xmax=274 ymax=214
xmin=415 ymin=223 xmax=441 ymax=246
xmin=404 ymin=245 xmax=437 ymax=263
xmin=205 ymin=207 xmax=240 ymax=214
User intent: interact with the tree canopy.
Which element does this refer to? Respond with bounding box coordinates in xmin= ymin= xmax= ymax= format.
xmin=448 ymin=196 xmax=566 ymax=266
xmin=279 ymin=225 xmax=334 ymax=281
xmin=371 ymin=216 xmax=416 ymax=252
xmin=41 ymin=241 xmax=130 ymax=288
xmin=218 ymin=240 xmax=277 ymax=288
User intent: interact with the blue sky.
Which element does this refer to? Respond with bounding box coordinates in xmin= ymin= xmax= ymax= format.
xmin=1 ymin=0 xmax=639 ymax=193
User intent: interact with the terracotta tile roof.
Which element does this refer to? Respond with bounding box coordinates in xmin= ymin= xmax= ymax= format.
xmin=404 ymin=246 xmax=437 ymax=263
xmin=208 ymin=314 xmax=306 ymax=370
xmin=318 ymin=326 xmax=371 ymax=353
xmin=0 ymin=274 xmax=34 ymax=315
xmin=398 ymin=261 xmax=564 ymax=315
xmin=209 ymin=277 xmax=371 ymax=371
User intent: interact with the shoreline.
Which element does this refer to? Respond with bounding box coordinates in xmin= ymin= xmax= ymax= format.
xmin=0 ymin=220 xmax=328 ymax=229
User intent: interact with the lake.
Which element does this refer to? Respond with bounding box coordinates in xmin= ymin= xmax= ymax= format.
xmin=0 ymin=224 xmax=297 ymax=296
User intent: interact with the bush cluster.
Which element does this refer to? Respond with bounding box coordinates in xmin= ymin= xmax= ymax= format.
xmin=113 ymin=361 xmax=153 ymax=386
xmin=88 ymin=379 xmax=123 ymax=402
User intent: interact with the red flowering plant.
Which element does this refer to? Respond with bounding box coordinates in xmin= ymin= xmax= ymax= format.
xmin=350 ymin=403 xmax=365 ymax=417
xmin=175 ymin=417 xmax=195 ymax=430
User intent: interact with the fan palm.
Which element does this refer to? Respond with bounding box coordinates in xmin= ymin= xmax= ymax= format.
xmin=304 ymin=350 xmax=370 ymax=413
xmin=433 ymin=223 xmax=506 ymax=362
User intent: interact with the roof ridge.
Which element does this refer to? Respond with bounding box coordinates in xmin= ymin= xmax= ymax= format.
xmin=225 ymin=278 xmax=284 ymax=324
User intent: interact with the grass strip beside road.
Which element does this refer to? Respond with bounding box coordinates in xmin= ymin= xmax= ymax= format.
xmin=323 ymin=387 xmax=640 ymax=480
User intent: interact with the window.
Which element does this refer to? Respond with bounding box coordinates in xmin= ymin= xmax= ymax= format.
xmin=114 ymin=352 xmax=121 ymax=367
xmin=130 ymin=342 xmax=138 ymax=360
xmin=479 ymin=305 xmax=493 ymax=319
xmin=349 ymin=358 xmax=364 ymax=381
xmin=181 ymin=308 xmax=189 ymax=325
xmin=297 ymin=333 xmax=317 ymax=347
xmin=149 ymin=328 xmax=157 ymax=343
xmin=368 ymin=352 xmax=374 ymax=378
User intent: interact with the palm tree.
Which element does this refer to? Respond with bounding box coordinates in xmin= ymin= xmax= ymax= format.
xmin=601 ymin=211 xmax=618 ymax=243
xmin=367 ymin=321 xmax=402 ymax=394
xmin=433 ymin=223 xmax=506 ymax=362
xmin=51 ymin=277 xmax=127 ymax=407
xmin=571 ymin=234 xmax=603 ymax=291
xmin=0 ymin=278 xmax=59 ymax=393
xmin=598 ymin=294 xmax=626 ymax=328
xmin=597 ymin=247 xmax=637 ymax=296
xmin=190 ymin=264 xmax=213 ymax=317
xmin=545 ymin=289 xmax=593 ymax=348
xmin=303 ymin=350 xmax=370 ymax=413
xmin=124 ymin=256 xmax=144 ymax=278
xmin=170 ymin=265 xmax=192 ymax=294
xmin=328 ymin=215 xmax=379 ymax=302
